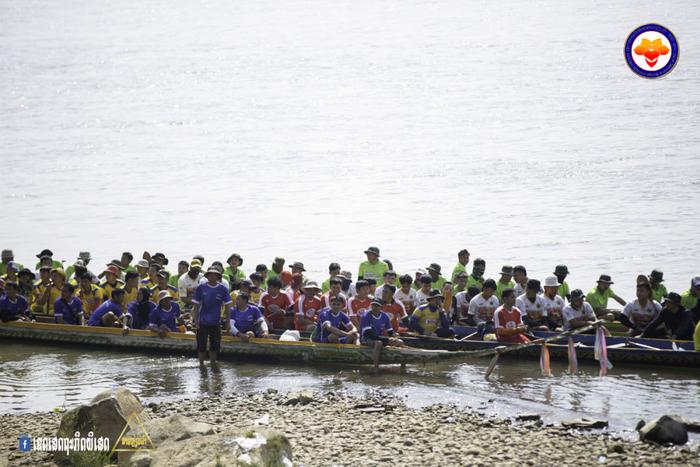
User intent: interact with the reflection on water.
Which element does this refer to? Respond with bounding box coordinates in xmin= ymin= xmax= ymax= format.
xmin=1 ymin=341 xmax=698 ymax=443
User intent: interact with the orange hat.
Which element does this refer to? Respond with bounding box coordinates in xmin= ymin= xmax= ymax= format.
xmin=104 ymin=265 xmax=120 ymax=276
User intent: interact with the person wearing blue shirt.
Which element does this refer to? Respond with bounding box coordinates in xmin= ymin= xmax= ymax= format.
xmin=88 ymin=288 xmax=126 ymax=328
xmin=229 ymin=293 xmax=269 ymax=341
xmin=360 ymin=299 xmax=405 ymax=369
xmin=125 ymin=288 xmax=157 ymax=330
xmin=313 ymin=296 xmax=358 ymax=344
xmin=0 ymin=282 xmax=32 ymax=322
xmin=53 ymin=284 xmax=83 ymax=325
xmin=192 ymin=267 xmax=232 ymax=368
xmin=148 ymin=290 xmax=182 ymax=336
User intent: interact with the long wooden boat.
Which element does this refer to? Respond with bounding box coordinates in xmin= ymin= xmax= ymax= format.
xmin=0 ymin=321 xmax=469 ymax=366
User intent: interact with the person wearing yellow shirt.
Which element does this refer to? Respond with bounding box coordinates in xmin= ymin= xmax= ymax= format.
xmin=694 ymin=320 xmax=700 ymax=351
xmin=451 ymin=249 xmax=470 ymax=282
xmin=31 ymin=267 xmax=52 ymax=309
xmin=495 ymin=265 xmax=516 ymax=302
xmin=140 ymin=264 xmax=160 ymax=290
xmin=135 ymin=259 xmax=150 ymax=282
xmin=32 ymin=268 xmax=66 ymax=315
xmin=586 ymin=275 xmax=626 ymax=317
xmin=321 ymin=262 xmax=341 ymax=293
xmin=0 ymin=249 xmax=24 ymax=276
xmin=648 ymin=270 xmax=668 ymax=303
xmin=680 ymin=277 xmax=700 ymax=312
xmin=150 ymin=270 xmax=178 ymax=302
xmin=122 ymin=271 xmax=141 ymax=305
xmin=100 ymin=266 xmax=124 ymax=302
xmin=358 ymin=247 xmax=389 ymax=285
xmin=0 ymin=262 xmax=20 ymax=285
xmin=77 ymin=275 xmax=103 ymax=319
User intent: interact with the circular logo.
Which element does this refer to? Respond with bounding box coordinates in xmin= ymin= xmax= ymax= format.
xmin=625 ymin=24 xmax=679 ymax=78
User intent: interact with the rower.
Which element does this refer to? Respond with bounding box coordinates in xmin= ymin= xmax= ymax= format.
xmin=426 ymin=263 xmax=446 ymax=291
xmin=412 ymin=268 xmax=427 ymax=291
xmin=648 ymin=270 xmax=668 ymax=302
xmin=77 ymin=274 xmax=103 ymax=318
xmin=619 ymin=282 xmax=661 ymax=336
xmin=17 ymin=268 xmax=36 ymax=300
xmin=360 ymin=299 xmax=405 ymax=369
xmin=321 ymin=277 xmax=348 ymax=311
xmin=641 ymin=292 xmax=694 ymax=340
xmin=122 ymin=271 xmax=140 ymax=305
xmin=32 ymin=268 xmax=65 ymax=316
xmin=410 ymin=289 xmax=453 ymax=338
xmin=414 ymin=275 xmax=433 ymax=307
xmin=680 ymin=277 xmax=700 ymax=315
xmin=374 ymin=270 xmax=398 ymax=298
xmin=321 ymin=262 xmax=341 ymax=293
xmin=451 ymin=249 xmax=470 ymax=283
xmin=394 ymin=274 xmax=417 ymax=315
xmin=493 ymin=289 xmax=530 ymax=344
xmin=541 ymin=276 xmax=566 ymax=331
xmin=380 ymin=284 xmax=409 ymax=332
xmin=125 ymin=288 xmax=157 ymax=330
xmin=454 ymin=286 xmax=481 ymax=325
xmin=347 ymin=280 xmax=372 ymax=328
xmin=53 ymin=284 xmax=83 ymax=325
xmin=561 ymin=289 xmax=597 ymax=331
xmin=495 ymin=265 xmax=515 ymax=302
xmin=0 ymin=282 xmax=32 ymax=322
xmin=468 ymin=279 xmax=499 ymax=335
xmin=135 ymin=260 xmax=150 ymax=282
xmin=467 ymin=258 xmax=486 ymax=291
xmin=88 ymin=288 xmax=126 ymax=328
xmin=358 ymin=246 xmax=388 ymax=285
xmin=259 ymin=277 xmax=293 ymax=331
xmin=313 ymin=296 xmax=358 ymax=344
xmin=553 ymin=265 xmax=571 ymax=301
xmin=229 ymin=293 xmax=269 ymax=341
xmin=294 ymin=281 xmax=324 ymax=332
xmin=586 ymin=275 xmax=626 ymax=318
xmin=516 ymin=280 xmax=549 ymax=331
xmin=225 ymin=253 xmax=246 ymax=285
xmin=267 ymin=257 xmax=285 ymax=283
xmin=512 ymin=265 xmax=528 ymax=298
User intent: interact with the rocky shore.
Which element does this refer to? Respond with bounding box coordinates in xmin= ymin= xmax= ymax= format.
xmin=2 ymin=389 xmax=699 ymax=466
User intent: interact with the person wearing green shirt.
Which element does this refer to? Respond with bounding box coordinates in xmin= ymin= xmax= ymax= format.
xmin=65 ymin=251 xmax=92 ymax=280
xmin=35 ymin=249 xmax=62 ymax=271
xmin=169 ymin=260 xmax=189 ymax=288
xmin=466 ymin=258 xmax=486 ymax=291
xmin=358 ymin=246 xmax=389 ymax=286
xmin=646 ymin=269 xmax=668 ymax=302
xmin=266 ymin=257 xmax=285 ymax=283
xmin=553 ymin=265 xmax=571 ymax=300
xmin=495 ymin=265 xmax=515 ymax=302
xmin=451 ymin=249 xmax=470 ymax=282
xmin=0 ymin=250 xmax=23 ymax=276
xmin=412 ymin=268 xmax=427 ymax=290
xmin=426 ymin=263 xmax=446 ymax=291
xmin=680 ymin=277 xmax=700 ymax=311
xmin=695 ymin=320 xmax=700 ymax=351
xmin=586 ymin=274 xmax=626 ymax=317
xmin=224 ymin=253 xmax=246 ymax=285
xmin=453 ymin=271 xmax=469 ymax=294
xmin=121 ymin=252 xmax=135 ymax=274
xmin=321 ymin=262 xmax=341 ymax=293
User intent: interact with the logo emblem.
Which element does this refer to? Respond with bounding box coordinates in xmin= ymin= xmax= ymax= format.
xmin=18 ymin=434 xmax=31 ymax=452
xmin=625 ymin=24 xmax=679 ymax=78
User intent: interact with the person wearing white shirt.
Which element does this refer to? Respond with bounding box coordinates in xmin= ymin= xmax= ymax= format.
xmin=467 ymin=279 xmax=500 ymax=328
xmin=414 ymin=275 xmax=433 ymax=307
xmin=394 ymin=274 xmax=418 ymax=315
xmin=374 ymin=270 xmax=398 ymax=300
xmin=562 ymin=289 xmax=597 ymax=331
xmin=619 ymin=282 xmax=662 ymax=335
xmin=178 ymin=260 xmax=203 ymax=310
xmin=516 ymin=279 xmax=549 ymax=331
xmin=541 ymin=275 xmax=566 ymax=330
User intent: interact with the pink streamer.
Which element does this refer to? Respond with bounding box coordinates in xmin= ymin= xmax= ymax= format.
xmin=567 ymin=336 xmax=578 ymax=374
xmin=594 ymin=326 xmax=611 ymax=376
xmin=539 ymin=343 xmax=552 ymax=376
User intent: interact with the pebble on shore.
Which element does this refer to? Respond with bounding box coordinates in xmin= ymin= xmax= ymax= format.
xmin=1 ymin=390 xmax=699 ymax=466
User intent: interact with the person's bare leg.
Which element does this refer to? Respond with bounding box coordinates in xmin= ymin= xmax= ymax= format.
xmin=198 ymin=351 xmax=206 ymax=367
xmin=372 ymin=340 xmax=382 ymax=370
xmin=210 ymin=351 xmax=219 ymax=369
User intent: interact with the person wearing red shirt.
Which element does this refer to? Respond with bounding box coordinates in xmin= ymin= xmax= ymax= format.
xmin=494 ymin=288 xmax=530 ymax=344
xmin=293 ymin=281 xmax=324 ymax=332
xmin=321 ymin=277 xmax=348 ymax=311
xmin=347 ymin=280 xmax=372 ymax=328
xmin=259 ymin=277 xmax=293 ymax=331
xmin=380 ymin=285 xmax=408 ymax=332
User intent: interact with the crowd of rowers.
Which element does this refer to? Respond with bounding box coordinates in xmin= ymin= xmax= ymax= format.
xmin=1 ymin=247 xmax=700 ymax=364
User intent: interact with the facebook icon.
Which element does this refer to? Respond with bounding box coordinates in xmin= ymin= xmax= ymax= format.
xmin=18 ymin=434 xmax=31 ymax=452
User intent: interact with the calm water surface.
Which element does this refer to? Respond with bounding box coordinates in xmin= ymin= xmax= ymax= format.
xmin=1 ymin=0 xmax=699 ymax=442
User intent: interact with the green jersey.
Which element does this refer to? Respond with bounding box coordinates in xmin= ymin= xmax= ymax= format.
xmin=557 ymin=281 xmax=570 ymax=299
xmin=451 ymin=263 xmax=468 ymax=282
xmin=650 ymin=284 xmax=668 ymax=303
xmin=358 ymin=260 xmax=388 ymax=285
xmin=0 ymin=262 xmax=24 ymax=276
xmin=495 ymin=280 xmax=515 ymax=302
xmin=681 ymin=289 xmax=697 ymax=311
xmin=586 ymin=286 xmax=616 ymax=311
xmin=466 ymin=275 xmax=484 ymax=291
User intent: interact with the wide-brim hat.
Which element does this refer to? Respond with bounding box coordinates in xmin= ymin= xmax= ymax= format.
xmin=190 ymin=259 xmax=203 ymax=269
xmin=427 ymin=263 xmax=442 ymax=275
xmin=427 ymin=289 xmax=444 ymax=299
xmin=18 ymin=268 xmax=36 ymax=279
xmin=553 ymin=264 xmax=569 ymax=275
xmin=78 ymin=251 xmax=91 ymax=260
xmin=301 ymin=281 xmax=322 ymax=291
xmin=500 ymin=265 xmax=514 ymax=275
xmin=597 ymin=274 xmax=614 ymax=284
xmin=227 ymin=253 xmax=243 ymax=265
xmin=157 ymin=290 xmax=172 ymax=305
xmin=290 ymin=261 xmax=306 ymax=272
xmin=204 ymin=267 xmax=222 ymax=278
xmin=650 ymin=270 xmax=664 ymax=282
xmin=152 ymin=253 xmax=169 ymax=265
xmin=364 ymin=246 xmax=381 ymax=257
xmin=36 ymin=249 xmax=53 ymax=258
xmin=570 ymin=289 xmax=585 ymax=301
xmin=663 ymin=292 xmax=682 ymax=306
xmin=543 ymin=275 xmax=561 ymax=288
xmin=136 ymin=260 xmax=150 ymax=269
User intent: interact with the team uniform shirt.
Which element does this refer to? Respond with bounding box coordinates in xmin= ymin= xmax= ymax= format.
xmin=249 ymin=289 xmax=263 ymax=305
xmin=541 ymin=294 xmax=566 ymax=327
xmin=414 ymin=289 xmax=432 ymax=307
xmin=493 ymin=305 xmax=525 ymax=343
xmin=347 ymin=296 xmax=372 ymax=322
xmin=321 ymin=277 xmax=338 ymax=294
xmin=516 ymin=294 xmax=548 ymax=321
xmin=32 ymin=283 xmax=61 ymax=315
xmin=148 ymin=303 xmax=181 ymax=332
xmin=410 ymin=304 xmax=448 ymax=335
xmin=168 ymin=274 xmax=180 ymax=288
xmin=467 ymin=293 xmax=500 ymax=324
xmin=150 ymin=285 xmax=179 ymax=302
xmin=140 ymin=278 xmax=156 ymax=290
xmin=76 ymin=284 xmax=104 ymax=317
xmin=121 ymin=286 xmax=139 ymax=306
xmin=88 ymin=300 xmax=124 ymax=326
xmin=650 ymin=284 xmax=668 ymax=303
xmin=0 ymin=295 xmax=29 ymax=321
xmin=360 ymin=311 xmax=394 ymax=342
xmin=34 ymin=259 xmax=62 ymax=270
xmin=100 ymin=280 xmax=124 ymax=302
xmin=0 ymin=262 xmax=24 ymax=276
xmin=223 ymin=267 xmax=246 ymax=285
xmin=178 ymin=273 xmax=203 ymax=305
xmin=321 ymin=292 xmax=348 ymax=311
xmin=293 ymin=295 xmax=324 ymax=331
xmin=126 ymin=301 xmax=158 ymax=329
xmin=374 ymin=283 xmax=398 ymax=300
xmin=381 ymin=300 xmax=408 ymax=331
xmin=557 ymin=281 xmax=570 ymax=299
xmin=53 ymin=297 xmax=83 ymax=325
xmin=314 ymin=308 xmax=352 ymax=343
xmin=562 ymin=303 xmax=596 ymax=330
xmin=681 ymin=289 xmax=698 ymax=312
xmin=451 ymin=263 xmax=468 ymax=282
xmin=466 ymin=275 xmax=484 ymax=291
xmin=430 ymin=277 xmax=446 ymax=291
xmin=0 ymin=273 xmax=19 ymax=285
xmin=358 ymin=261 xmax=389 ymax=285
xmin=586 ymin=287 xmax=616 ymax=311
xmin=193 ymin=283 xmax=232 ymax=326
xmin=259 ymin=291 xmax=293 ymax=329
xmin=495 ymin=280 xmax=515 ymax=302
xmin=394 ymin=288 xmax=418 ymax=313
xmin=453 ymin=291 xmax=471 ymax=321
xmin=513 ymin=282 xmax=527 ymax=299
xmin=229 ymin=305 xmax=265 ymax=336
xmin=622 ymin=299 xmax=662 ymax=328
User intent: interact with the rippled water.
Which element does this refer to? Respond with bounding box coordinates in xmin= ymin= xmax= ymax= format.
xmin=1 ymin=342 xmax=699 ymax=443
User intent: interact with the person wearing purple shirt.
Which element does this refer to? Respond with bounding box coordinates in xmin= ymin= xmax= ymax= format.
xmin=88 ymin=288 xmax=126 ymax=328
xmin=313 ymin=295 xmax=358 ymax=344
xmin=149 ymin=290 xmax=182 ymax=336
xmin=54 ymin=284 xmax=83 ymax=325
xmin=0 ymin=282 xmax=31 ymax=322
xmin=229 ymin=293 xmax=269 ymax=341
xmin=192 ymin=267 xmax=232 ymax=368
xmin=359 ymin=299 xmax=404 ymax=369
xmin=125 ymin=288 xmax=157 ymax=330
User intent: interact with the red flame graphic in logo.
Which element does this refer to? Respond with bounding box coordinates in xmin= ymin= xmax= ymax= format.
xmin=633 ymin=38 xmax=670 ymax=68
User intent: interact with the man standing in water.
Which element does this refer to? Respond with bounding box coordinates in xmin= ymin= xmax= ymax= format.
xmin=192 ymin=267 xmax=232 ymax=368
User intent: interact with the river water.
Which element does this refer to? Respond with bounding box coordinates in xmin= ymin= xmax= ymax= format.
xmin=1 ymin=0 xmax=699 ymax=443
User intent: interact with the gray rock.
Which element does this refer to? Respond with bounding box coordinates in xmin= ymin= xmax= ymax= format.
xmin=561 ymin=418 xmax=608 ymax=429
xmin=668 ymin=414 xmax=700 ymax=433
xmin=283 ymin=390 xmax=314 ymax=406
xmin=638 ymin=415 xmax=689 ymax=445
xmin=54 ymin=387 xmax=145 ymax=466
xmin=515 ymin=413 xmax=541 ymax=422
